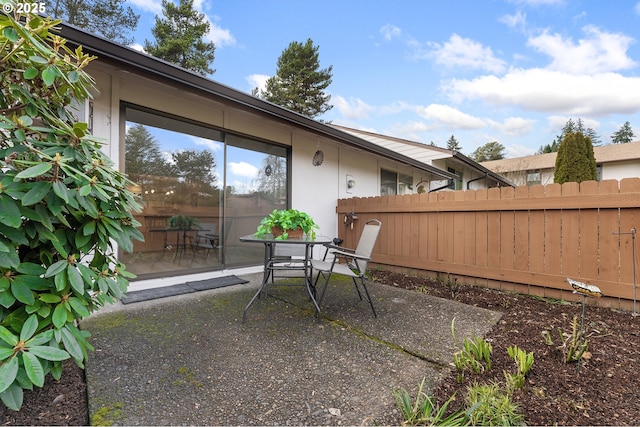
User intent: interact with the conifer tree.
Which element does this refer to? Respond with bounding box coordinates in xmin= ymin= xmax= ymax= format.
xmin=259 ymin=38 xmax=333 ymax=119
xmin=52 ymin=0 xmax=139 ymax=45
xmin=554 ymin=131 xmax=597 ymax=184
xmin=611 ymin=121 xmax=635 ymax=144
xmin=446 ymin=135 xmax=462 ymax=151
xmin=144 ymin=0 xmax=216 ymax=75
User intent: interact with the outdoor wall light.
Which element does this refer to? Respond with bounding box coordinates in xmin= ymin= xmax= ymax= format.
xmin=312 ymin=149 xmax=324 ymax=166
xmin=346 ymin=175 xmax=356 ymax=189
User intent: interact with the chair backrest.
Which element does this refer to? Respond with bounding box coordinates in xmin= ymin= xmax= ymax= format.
xmin=354 ymin=219 xmax=382 ymax=273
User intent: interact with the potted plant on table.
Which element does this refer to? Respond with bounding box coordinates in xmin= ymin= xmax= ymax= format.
xmin=255 ymin=209 xmax=318 ymax=240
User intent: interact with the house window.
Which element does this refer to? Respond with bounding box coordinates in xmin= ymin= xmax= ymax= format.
xmin=447 ymin=167 xmax=463 ymax=190
xmin=596 ymin=164 xmax=602 ymax=181
xmin=527 ymin=170 xmax=541 ymax=186
xmin=380 ymin=169 xmax=413 ymax=196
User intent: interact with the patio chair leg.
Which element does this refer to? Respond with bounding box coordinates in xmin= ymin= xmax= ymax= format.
xmin=352 ymin=277 xmax=364 ymax=301
xmin=359 ymin=277 xmax=377 ymax=318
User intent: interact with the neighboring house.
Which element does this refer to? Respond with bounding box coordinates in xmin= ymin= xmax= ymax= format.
xmin=482 ymin=141 xmax=640 ymax=187
xmin=332 ymin=125 xmax=513 ymax=192
xmin=59 ymin=23 xmax=468 ymax=289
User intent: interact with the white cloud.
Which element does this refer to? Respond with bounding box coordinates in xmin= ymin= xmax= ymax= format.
xmin=247 ymin=74 xmax=269 ymax=94
xmin=443 ymin=69 xmax=640 ymax=116
xmin=229 ymin=162 xmax=258 ymax=178
xmin=205 ymin=19 xmax=236 ymax=47
xmin=129 ymin=43 xmax=145 ymax=52
xmin=505 ymin=143 xmax=536 ymax=158
xmin=488 ymin=117 xmax=536 ymax=137
xmin=190 ymin=136 xmax=223 ymax=152
xmin=417 ymin=104 xmax=486 ymax=130
xmin=128 ymin=0 xmax=163 ymax=14
xmin=333 ymin=95 xmax=374 ymax=120
xmin=500 ymin=11 xmax=527 ymax=30
xmin=380 ymin=24 xmax=402 ymax=41
xmin=528 ymin=26 xmax=636 ymax=74
xmin=428 ymin=34 xmax=507 ymax=73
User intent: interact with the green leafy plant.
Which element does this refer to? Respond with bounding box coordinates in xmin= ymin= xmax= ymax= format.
xmin=465 ymin=382 xmax=524 ymax=426
xmin=558 ymin=316 xmax=589 ymax=363
xmin=255 ymin=208 xmax=318 ymax=240
xmin=451 ymin=319 xmax=493 ymax=382
xmin=167 ymin=214 xmax=200 ymax=230
xmin=0 ymin=12 xmax=143 ymax=410
xmin=393 ymin=377 xmax=472 ymax=426
xmin=507 ymin=345 xmax=534 ymax=377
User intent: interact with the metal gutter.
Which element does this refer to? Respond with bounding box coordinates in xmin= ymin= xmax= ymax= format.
xmin=57 ymin=23 xmax=455 ymax=180
xmin=452 ymin=151 xmax=515 ymax=187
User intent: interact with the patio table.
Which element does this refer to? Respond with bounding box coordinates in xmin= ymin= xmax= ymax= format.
xmin=240 ymin=233 xmax=332 ymax=322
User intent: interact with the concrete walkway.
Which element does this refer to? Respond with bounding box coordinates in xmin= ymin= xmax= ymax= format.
xmin=81 ymin=273 xmax=501 ymax=426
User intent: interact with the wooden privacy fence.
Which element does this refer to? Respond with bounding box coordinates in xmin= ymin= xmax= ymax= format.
xmin=336 ymin=178 xmax=640 ymax=310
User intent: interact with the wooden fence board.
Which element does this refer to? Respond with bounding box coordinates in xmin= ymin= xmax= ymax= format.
xmin=336 ymin=180 xmax=640 ymax=305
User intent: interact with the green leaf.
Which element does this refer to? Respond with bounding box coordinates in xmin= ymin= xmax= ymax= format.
xmin=82 ymin=221 xmax=96 ymax=236
xmin=67 ymin=297 xmax=90 ymax=318
xmin=20 ymin=315 xmax=39 ymax=342
xmin=0 ymin=196 xmax=22 ymax=228
xmin=25 ymin=102 xmax=38 ymax=117
xmin=14 ymin=163 xmax=52 ymax=179
xmin=52 ymin=181 xmax=69 ymax=204
xmin=2 ymin=27 xmax=19 ymax=42
xmin=0 ymin=291 xmax=16 ymax=308
xmin=0 ymin=356 xmax=18 ymax=394
xmin=52 ymin=304 xmax=68 ymax=329
xmin=16 ymin=263 xmax=46 ymax=276
xmin=23 ymin=67 xmax=38 ymax=80
xmin=67 ymin=266 xmax=85 ymax=295
xmin=22 ymin=181 xmax=52 ymax=206
xmin=28 ymin=345 xmax=70 ymax=361
xmin=22 ymin=352 xmax=44 ymax=388
xmin=28 ymin=55 xmax=48 ymax=64
xmin=27 ymin=330 xmax=53 ymax=347
xmin=45 ymin=259 xmax=68 ymax=278
xmin=0 ymin=251 xmax=20 ymax=270
xmin=67 ymin=70 xmax=79 ymax=83
xmin=0 ymin=383 xmax=23 ymax=411
xmin=60 ymin=327 xmax=83 ymax=361
xmin=41 ymin=66 xmax=56 ymax=86
xmin=39 ymin=293 xmax=61 ymax=304
xmin=0 ymin=325 xmax=18 ymax=346
xmin=0 ymin=347 xmax=14 ymax=359
xmin=54 ymin=272 xmax=69 ymax=292
xmin=11 ymin=279 xmax=35 ymax=305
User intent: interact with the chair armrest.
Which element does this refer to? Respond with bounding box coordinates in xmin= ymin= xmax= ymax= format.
xmin=331 ymin=249 xmax=370 ymax=261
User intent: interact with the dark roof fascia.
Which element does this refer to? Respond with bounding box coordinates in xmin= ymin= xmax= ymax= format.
xmin=57 ymin=23 xmax=454 ymax=180
xmin=452 ymin=151 xmax=515 ymax=187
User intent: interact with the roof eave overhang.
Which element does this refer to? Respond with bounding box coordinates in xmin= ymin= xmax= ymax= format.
xmin=58 ymin=23 xmax=455 ymax=180
xmin=452 ymin=151 xmax=515 ymax=187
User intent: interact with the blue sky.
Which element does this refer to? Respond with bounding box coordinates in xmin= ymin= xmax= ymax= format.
xmin=124 ymin=0 xmax=640 ymax=158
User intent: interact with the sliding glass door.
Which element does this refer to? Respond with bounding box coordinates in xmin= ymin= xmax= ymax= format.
xmin=121 ymin=105 xmax=289 ymax=279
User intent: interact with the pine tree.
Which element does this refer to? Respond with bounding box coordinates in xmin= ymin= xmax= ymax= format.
xmin=51 ymin=0 xmax=139 ymax=45
xmin=144 ymin=0 xmax=216 ymax=75
xmin=554 ymin=131 xmax=597 ymax=184
xmin=536 ymin=140 xmax=559 ymax=154
xmin=259 ymin=38 xmax=333 ymax=119
xmin=125 ymin=124 xmax=174 ymax=177
xmin=611 ymin=121 xmax=635 ymax=144
xmin=446 ymin=135 xmax=462 ymax=151
xmin=470 ymin=141 xmax=506 ymax=162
